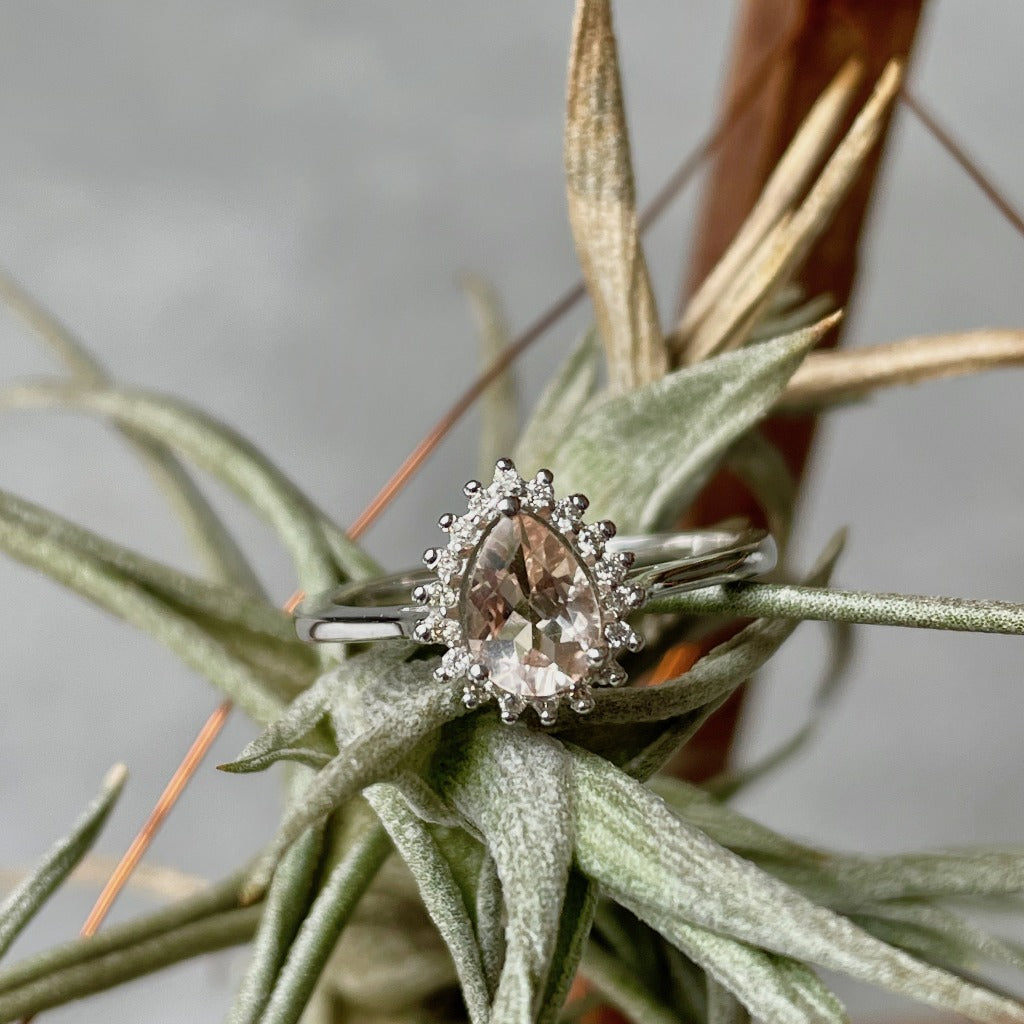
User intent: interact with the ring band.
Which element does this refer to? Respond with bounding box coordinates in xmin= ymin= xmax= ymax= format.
xmin=296 ymin=528 xmax=775 ymax=644
xmin=295 ymin=458 xmax=776 ymax=725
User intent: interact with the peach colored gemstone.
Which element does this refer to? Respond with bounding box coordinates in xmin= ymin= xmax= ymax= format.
xmin=460 ymin=511 xmax=602 ymax=698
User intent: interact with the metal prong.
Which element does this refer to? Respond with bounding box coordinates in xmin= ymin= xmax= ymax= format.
xmin=596 ymin=519 xmax=617 ymax=539
xmin=413 ymin=621 xmax=433 ymax=643
xmin=535 ymin=468 xmax=554 ymax=486
xmin=625 ymin=629 xmax=645 ymax=653
xmin=499 ymin=694 xmax=525 ymax=724
xmin=462 ymin=686 xmax=482 ymax=710
xmin=433 ymin=664 xmax=453 ymax=683
xmin=495 ymin=457 xmax=516 ymax=473
xmin=585 ymin=646 xmax=608 ymax=667
xmin=412 ymin=584 xmax=429 ymax=604
xmin=568 ymin=493 xmax=589 ymax=514
xmin=536 ymin=699 xmax=558 ymax=727
xmin=422 ymin=547 xmax=440 ymax=568
xmin=602 ymin=663 xmax=628 ymax=687
xmin=438 ymin=513 xmax=457 ymax=532
xmin=468 ymin=663 xmax=490 ymax=683
xmin=496 ymin=495 xmax=521 ymax=517
xmin=463 ymin=479 xmax=483 ymax=497
xmin=570 ymin=688 xmax=595 ymax=714
xmin=622 ymin=584 xmax=646 ymax=609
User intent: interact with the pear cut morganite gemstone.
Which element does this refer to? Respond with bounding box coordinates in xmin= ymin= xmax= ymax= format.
xmin=460 ymin=511 xmax=603 ymax=698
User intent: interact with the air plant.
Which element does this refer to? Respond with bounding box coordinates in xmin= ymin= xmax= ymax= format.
xmin=2 ymin=3 xmax=1024 ymax=1023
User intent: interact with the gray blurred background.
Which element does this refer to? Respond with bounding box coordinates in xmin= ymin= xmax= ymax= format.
xmin=1 ymin=3 xmax=1022 ymax=1020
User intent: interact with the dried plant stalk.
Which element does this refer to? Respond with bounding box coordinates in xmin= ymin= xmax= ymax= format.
xmin=565 ymin=0 xmax=667 ymax=392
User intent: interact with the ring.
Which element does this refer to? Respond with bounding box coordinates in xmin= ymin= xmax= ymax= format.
xmin=296 ymin=458 xmax=776 ymax=725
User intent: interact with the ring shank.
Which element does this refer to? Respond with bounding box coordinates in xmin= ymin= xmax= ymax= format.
xmin=295 ymin=527 xmax=775 ymax=644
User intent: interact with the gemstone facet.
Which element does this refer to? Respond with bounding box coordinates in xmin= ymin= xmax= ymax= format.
xmin=460 ymin=511 xmax=603 ymax=699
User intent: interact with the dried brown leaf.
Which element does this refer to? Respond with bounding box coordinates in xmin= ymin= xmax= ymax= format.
xmin=565 ymin=0 xmax=666 ymax=392
xmin=778 ymin=329 xmax=1024 ymax=410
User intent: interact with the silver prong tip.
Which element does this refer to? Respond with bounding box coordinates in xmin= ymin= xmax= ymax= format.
xmin=412 ymin=584 xmax=429 ymax=603
xmin=618 ymin=550 xmax=636 ymax=569
xmin=438 ymin=512 xmax=457 ymax=531
xmin=597 ymin=519 xmax=617 ymax=539
xmin=422 ymin=547 xmax=440 ymax=567
xmin=568 ymin=493 xmax=589 ymax=513
xmin=496 ymin=495 xmax=521 ymax=517
xmin=433 ymin=665 xmax=452 ymax=683
xmin=626 ymin=632 xmax=645 ymax=653
xmin=570 ymin=693 xmax=595 ymax=714
xmin=537 ymin=702 xmax=558 ymax=727
xmin=585 ymin=646 xmax=608 ymax=667
xmin=495 ymin=457 xmax=516 ymax=473
xmin=413 ymin=621 xmax=433 ymax=643
xmin=463 ymin=479 xmax=483 ymax=496
xmin=535 ymin=468 xmax=554 ymax=485
xmin=468 ymin=663 xmax=489 ymax=682
xmin=605 ymin=664 xmax=628 ymax=687
xmin=499 ymin=695 xmax=524 ymax=724
xmin=624 ymin=585 xmax=645 ymax=609
xmin=462 ymin=688 xmax=482 ymax=710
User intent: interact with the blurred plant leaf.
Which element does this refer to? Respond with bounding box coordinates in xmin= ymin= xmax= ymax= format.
xmin=258 ymin=820 xmax=390 ymax=1024
xmin=551 ymin=315 xmax=839 ymax=531
xmin=678 ymin=61 xmax=901 ymax=364
xmin=430 ymin=718 xmax=574 ymax=1024
xmin=535 ymin=869 xmax=597 ymax=1024
xmin=571 ymin=746 xmax=1024 ymax=1022
xmin=579 ymin=941 xmax=685 ymax=1024
xmin=0 ymin=765 xmax=126 ymax=962
xmin=723 ymin=429 xmax=797 ymax=554
xmin=227 ymin=772 xmax=325 ymax=1024
xmin=565 ymin=0 xmax=666 ymax=392
xmin=474 ymin=852 xmax=505 ymax=996
xmin=703 ymin=617 xmax=854 ymax=799
xmin=0 ymin=270 xmax=264 ymax=594
xmin=705 ymin=975 xmax=751 ymax=1024
xmin=0 ymin=380 xmax=380 ymax=589
xmin=779 ymin=329 xmax=1024 ymax=411
xmin=367 ymin=785 xmax=492 ymax=1024
xmin=514 ymin=330 xmax=599 ymax=476
xmin=676 ymin=59 xmax=861 ymax=355
xmin=462 ymin=273 xmax=519 ymax=480
xmin=0 ymin=489 xmax=289 ymax=722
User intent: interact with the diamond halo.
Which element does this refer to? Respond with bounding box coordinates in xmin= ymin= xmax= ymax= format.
xmin=414 ymin=458 xmax=644 ymax=725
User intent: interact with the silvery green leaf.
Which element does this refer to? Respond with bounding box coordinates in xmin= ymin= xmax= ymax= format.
xmin=565 ymin=0 xmax=667 ymax=392
xmin=227 ymin=772 xmax=324 ymax=1024
xmin=220 ymin=672 xmax=337 ymax=774
xmin=0 ymin=495 xmax=284 ymax=723
xmin=0 ymin=765 xmax=126 ymax=961
xmin=514 ymin=330 xmax=598 ymax=476
xmin=535 ymin=870 xmax=597 ymax=1024
xmin=579 ymin=942 xmax=685 ymax=1024
xmin=462 ymin=273 xmax=519 ymax=481
xmin=245 ymin=647 xmax=464 ymax=899
xmin=366 ymin=785 xmax=492 ymax=1024
xmin=241 ymin=822 xmax=390 ymax=1024
xmin=570 ymin=746 xmax=1024 ymax=1022
xmin=430 ymin=718 xmax=574 ymax=1024
xmin=475 ymin=853 xmax=506 ymax=995
xmin=0 ymin=380 xmax=380 ymax=589
xmin=0 ymin=270 xmax=263 ymax=594
xmin=551 ymin=316 xmax=839 ymax=531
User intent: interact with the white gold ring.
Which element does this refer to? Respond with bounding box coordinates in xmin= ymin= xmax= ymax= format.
xmin=296 ymin=458 xmax=776 ymax=725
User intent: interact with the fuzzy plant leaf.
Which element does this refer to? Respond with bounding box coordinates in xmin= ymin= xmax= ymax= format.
xmin=0 ymin=490 xmax=288 ymax=723
xmin=462 ymin=273 xmax=520 ymax=481
xmin=227 ymin=773 xmax=325 ymax=1024
xmin=579 ymin=941 xmax=686 ymax=1024
xmin=0 ymin=380 xmax=380 ymax=589
xmin=474 ymin=853 xmax=506 ymax=996
xmin=513 ymin=330 xmax=599 ymax=476
xmin=366 ymin=785 xmax=492 ymax=1024
xmin=678 ymin=61 xmax=901 ymax=364
xmin=645 ymin=579 xmax=1024 ymax=636
xmin=570 ymin=746 xmax=1024 ymax=1022
xmin=723 ymin=429 xmax=797 ymax=553
xmin=705 ymin=975 xmax=751 ymax=1024
xmin=550 ymin=314 xmax=839 ymax=531
xmin=0 ymin=270 xmax=264 ymax=594
xmin=535 ymin=869 xmax=597 ymax=1024
xmin=241 ymin=646 xmax=465 ymax=899
xmin=0 ymin=764 xmax=126 ymax=962
xmin=676 ymin=58 xmax=861 ymax=350
xmin=257 ymin=820 xmax=390 ymax=1024
xmin=565 ymin=0 xmax=667 ymax=392
xmin=779 ymin=328 xmax=1024 ymax=411
xmin=430 ymin=717 xmax=574 ymax=1024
